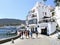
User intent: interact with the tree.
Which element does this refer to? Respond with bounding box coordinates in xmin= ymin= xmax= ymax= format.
xmin=54 ymin=0 xmax=60 ymax=6
xmin=43 ymin=0 xmax=47 ymax=2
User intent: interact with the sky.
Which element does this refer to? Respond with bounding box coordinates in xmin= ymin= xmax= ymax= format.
xmin=0 ymin=0 xmax=55 ymax=20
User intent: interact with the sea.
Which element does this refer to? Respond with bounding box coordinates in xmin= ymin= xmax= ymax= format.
xmin=0 ymin=28 xmax=17 ymax=39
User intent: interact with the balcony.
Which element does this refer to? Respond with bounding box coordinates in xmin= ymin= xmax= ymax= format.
xmin=28 ymin=19 xmax=37 ymax=25
xmin=27 ymin=14 xmax=37 ymax=20
xmin=31 ymin=14 xmax=37 ymax=17
xmin=39 ymin=18 xmax=55 ymax=23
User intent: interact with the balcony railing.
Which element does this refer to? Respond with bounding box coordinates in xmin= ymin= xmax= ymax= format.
xmin=28 ymin=19 xmax=37 ymax=24
xmin=39 ymin=18 xmax=55 ymax=23
xmin=32 ymin=14 xmax=37 ymax=17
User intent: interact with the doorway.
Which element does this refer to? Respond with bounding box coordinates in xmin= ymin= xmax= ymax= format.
xmin=31 ymin=28 xmax=35 ymax=33
xmin=41 ymin=27 xmax=47 ymax=35
xmin=31 ymin=27 xmax=37 ymax=33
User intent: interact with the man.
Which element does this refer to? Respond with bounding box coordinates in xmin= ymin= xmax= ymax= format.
xmin=30 ymin=30 xmax=33 ymax=38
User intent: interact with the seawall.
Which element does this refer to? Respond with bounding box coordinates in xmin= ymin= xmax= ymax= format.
xmin=0 ymin=35 xmax=20 ymax=44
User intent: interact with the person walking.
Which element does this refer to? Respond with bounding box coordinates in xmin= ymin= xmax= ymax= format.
xmin=19 ymin=30 xmax=22 ymax=38
xmin=35 ymin=29 xmax=38 ymax=38
xmin=30 ymin=30 xmax=33 ymax=38
xmin=27 ymin=30 xmax=30 ymax=38
xmin=21 ymin=31 xmax=24 ymax=39
xmin=24 ymin=30 xmax=27 ymax=39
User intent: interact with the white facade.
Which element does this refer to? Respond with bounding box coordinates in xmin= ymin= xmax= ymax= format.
xmin=26 ymin=2 xmax=57 ymax=35
xmin=55 ymin=6 xmax=60 ymax=27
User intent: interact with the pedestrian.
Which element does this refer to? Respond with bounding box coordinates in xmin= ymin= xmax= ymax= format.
xmin=30 ymin=30 xmax=33 ymax=38
xmin=35 ymin=30 xmax=38 ymax=38
xmin=25 ymin=30 xmax=28 ymax=39
xmin=19 ymin=30 xmax=22 ymax=38
xmin=27 ymin=30 xmax=30 ymax=38
xmin=21 ymin=31 xmax=24 ymax=39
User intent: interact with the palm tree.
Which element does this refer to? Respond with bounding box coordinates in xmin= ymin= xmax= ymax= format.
xmin=54 ymin=0 xmax=60 ymax=6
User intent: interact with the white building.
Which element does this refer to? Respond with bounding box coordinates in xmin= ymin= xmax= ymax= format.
xmin=26 ymin=2 xmax=57 ymax=35
xmin=55 ymin=6 xmax=60 ymax=27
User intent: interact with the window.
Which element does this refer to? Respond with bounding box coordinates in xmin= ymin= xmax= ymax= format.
xmin=43 ymin=12 xmax=44 ymax=15
xmin=33 ymin=9 xmax=35 ymax=12
xmin=32 ymin=14 xmax=37 ymax=17
xmin=35 ymin=27 xmax=37 ymax=32
xmin=45 ymin=12 xmax=47 ymax=15
xmin=31 ymin=9 xmax=35 ymax=13
xmin=50 ymin=19 xmax=55 ymax=22
xmin=43 ymin=20 xmax=48 ymax=22
xmin=28 ymin=19 xmax=37 ymax=24
xmin=52 ymin=12 xmax=54 ymax=16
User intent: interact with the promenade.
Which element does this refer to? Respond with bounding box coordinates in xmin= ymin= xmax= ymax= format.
xmin=1 ymin=34 xmax=60 ymax=45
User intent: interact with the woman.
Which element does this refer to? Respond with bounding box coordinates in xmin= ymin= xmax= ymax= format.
xmin=21 ymin=31 xmax=24 ymax=39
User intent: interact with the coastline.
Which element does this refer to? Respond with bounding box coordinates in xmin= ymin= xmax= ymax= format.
xmin=0 ymin=35 xmax=20 ymax=44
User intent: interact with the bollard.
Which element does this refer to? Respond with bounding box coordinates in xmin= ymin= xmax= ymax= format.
xmin=11 ymin=39 xmax=14 ymax=44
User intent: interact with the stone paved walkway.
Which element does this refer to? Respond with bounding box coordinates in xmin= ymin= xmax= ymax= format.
xmin=1 ymin=34 xmax=60 ymax=45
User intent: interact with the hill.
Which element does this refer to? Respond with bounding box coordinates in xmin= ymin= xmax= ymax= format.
xmin=0 ymin=19 xmax=26 ymax=26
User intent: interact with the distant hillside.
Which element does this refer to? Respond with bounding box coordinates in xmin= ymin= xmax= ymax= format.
xmin=0 ymin=19 xmax=26 ymax=26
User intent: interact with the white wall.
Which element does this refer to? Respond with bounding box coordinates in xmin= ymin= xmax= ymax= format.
xmin=38 ymin=23 xmax=47 ymax=33
xmin=48 ymin=22 xmax=56 ymax=35
xmin=26 ymin=2 xmax=56 ymax=35
xmin=55 ymin=6 xmax=60 ymax=27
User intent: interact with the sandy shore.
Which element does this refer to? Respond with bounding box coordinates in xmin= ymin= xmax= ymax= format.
xmin=1 ymin=34 xmax=60 ymax=45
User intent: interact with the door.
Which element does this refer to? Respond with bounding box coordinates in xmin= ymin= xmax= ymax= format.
xmin=35 ymin=27 xmax=37 ymax=33
xmin=31 ymin=28 xmax=34 ymax=33
xmin=41 ymin=28 xmax=47 ymax=35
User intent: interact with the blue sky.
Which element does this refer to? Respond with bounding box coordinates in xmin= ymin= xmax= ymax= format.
xmin=0 ymin=0 xmax=54 ymax=20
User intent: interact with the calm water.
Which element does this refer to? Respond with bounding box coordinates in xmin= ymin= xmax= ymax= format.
xmin=0 ymin=28 xmax=17 ymax=39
